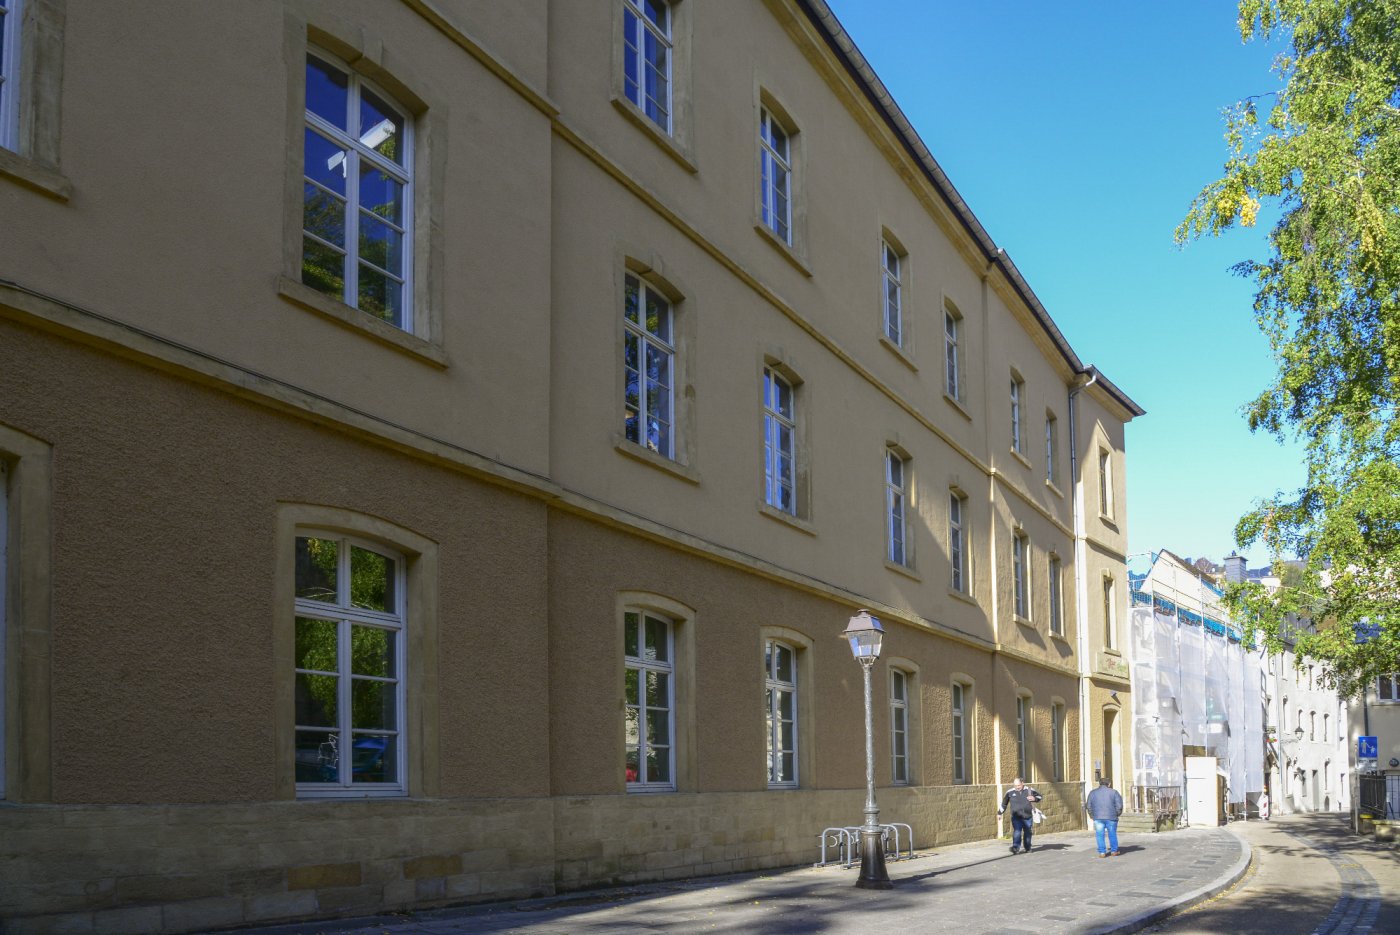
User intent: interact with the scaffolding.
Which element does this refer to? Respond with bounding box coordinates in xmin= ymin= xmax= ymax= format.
xmin=1129 ymin=578 xmax=1266 ymax=815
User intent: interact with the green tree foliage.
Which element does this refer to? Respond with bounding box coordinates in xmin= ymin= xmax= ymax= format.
xmin=1177 ymin=0 xmax=1400 ymax=696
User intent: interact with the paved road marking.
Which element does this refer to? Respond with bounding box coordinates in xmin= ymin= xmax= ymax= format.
xmin=1284 ymin=830 xmax=1381 ymax=935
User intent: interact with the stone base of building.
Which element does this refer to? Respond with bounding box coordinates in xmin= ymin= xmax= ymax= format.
xmin=0 ymin=782 xmax=1085 ymax=933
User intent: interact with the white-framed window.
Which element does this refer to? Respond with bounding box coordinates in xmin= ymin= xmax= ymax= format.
xmin=294 ymin=532 xmax=406 ymax=795
xmin=763 ymin=367 xmax=796 ymax=514
xmin=1309 ymin=710 xmax=1316 ymax=741
xmin=1322 ymin=713 xmax=1329 ymax=743
xmin=759 ymin=107 xmax=792 ymax=244
xmin=302 ymin=51 xmax=413 ymax=330
xmin=1051 ymin=701 xmax=1065 ymax=782
xmin=951 ymin=681 xmax=969 ymax=784
xmin=1010 ymin=375 xmax=1024 ymax=454
xmin=1045 ymin=414 xmax=1059 ymax=486
xmin=949 ymin=491 xmax=967 ymax=593
xmin=1379 ymin=675 xmax=1399 ymax=701
xmin=1016 ymin=695 xmax=1030 ymax=780
xmin=624 ymin=609 xmax=675 ymax=791
xmin=765 ymin=639 xmax=798 ymax=787
xmin=1048 ymin=554 xmax=1064 ymax=636
xmin=1012 ymin=530 xmax=1029 ymax=619
xmin=890 ymin=669 xmax=909 ymax=785
xmin=0 ymin=0 xmax=19 ymax=151
xmin=1103 ymin=576 xmax=1117 ymax=649
xmin=1098 ymin=448 xmax=1113 ymax=517
xmin=944 ymin=309 xmax=961 ymax=400
xmin=882 ymin=240 xmax=903 ymax=346
xmin=621 ymin=0 xmax=671 ymax=133
xmin=886 ymin=449 xmax=909 ymax=566
xmin=624 ymin=274 xmax=676 ymax=457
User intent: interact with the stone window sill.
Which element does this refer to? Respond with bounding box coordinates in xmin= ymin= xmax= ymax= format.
xmin=277 ymin=277 xmax=447 ymax=368
xmin=0 ymin=148 xmax=71 ymax=201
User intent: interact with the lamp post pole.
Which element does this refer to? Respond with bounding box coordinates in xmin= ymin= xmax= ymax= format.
xmin=842 ymin=609 xmax=892 ymax=890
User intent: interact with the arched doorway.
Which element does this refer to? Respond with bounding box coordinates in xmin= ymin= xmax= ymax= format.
xmin=1102 ymin=706 xmax=1122 ymax=787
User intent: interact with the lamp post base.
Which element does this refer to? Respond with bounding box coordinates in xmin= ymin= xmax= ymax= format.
xmin=855 ymin=827 xmax=893 ymax=889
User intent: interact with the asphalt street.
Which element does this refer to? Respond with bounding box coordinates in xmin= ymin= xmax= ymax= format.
xmin=223 ymin=813 xmax=1395 ymax=935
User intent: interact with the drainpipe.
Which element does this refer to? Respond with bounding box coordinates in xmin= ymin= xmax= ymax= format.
xmin=1069 ymin=368 xmax=1099 ymax=821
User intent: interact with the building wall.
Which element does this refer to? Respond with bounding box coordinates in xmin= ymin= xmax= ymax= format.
xmin=0 ymin=0 xmax=1140 ymax=931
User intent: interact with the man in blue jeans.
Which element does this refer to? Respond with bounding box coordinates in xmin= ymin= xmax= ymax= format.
xmin=997 ymin=777 xmax=1043 ymax=854
xmin=1085 ymin=777 xmax=1124 ymax=856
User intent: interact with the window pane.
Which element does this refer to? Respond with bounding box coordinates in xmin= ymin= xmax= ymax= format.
xmin=350 ymin=546 xmax=396 ymax=612
xmin=294 ymin=616 xmax=338 ymax=671
xmin=302 ymin=236 xmax=345 ymax=300
xmin=350 ymin=624 xmax=394 ymax=677
xmin=295 ymin=538 xmax=339 ymax=603
xmin=774 ymin=645 xmax=793 ymax=683
xmin=642 ymin=0 xmax=667 ymax=28
xmin=295 ymin=673 xmax=338 ymax=727
xmin=624 ymin=612 xmax=640 ymax=657
xmin=295 ymin=730 xmax=339 ymax=782
xmin=351 ymin=734 xmax=396 ymax=783
xmin=646 ymin=710 xmax=670 ymax=746
xmin=646 ymin=671 xmax=668 ymax=708
xmin=359 ymin=213 xmax=404 ymax=277
xmin=645 ymin=616 xmax=669 ymax=662
xmin=306 ymin=55 xmax=349 ymax=131
xmin=625 ymin=746 xmax=641 ymax=783
xmin=358 ymin=164 xmax=404 ymax=226
xmin=646 ymin=747 xmax=669 ymax=783
xmin=625 ymin=667 xmax=640 ymax=705
xmin=645 ymin=290 xmax=670 ymax=342
xmin=359 ymin=88 xmax=406 ymax=165
xmin=358 ymin=263 xmax=403 ymax=326
xmin=303 ymin=128 xmax=348 ymax=196
xmin=304 ymin=183 xmax=346 ymax=248
xmin=625 ymin=705 xmax=640 ymax=745
xmin=624 ymin=275 xmax=640 ymax=324
xmin=781 ymin=753 xmax=795 ymax=782
xmin=351 ymin=678 xmax=396 ymax=731
xmin=777 ymin=689 xmax=794 ymax=721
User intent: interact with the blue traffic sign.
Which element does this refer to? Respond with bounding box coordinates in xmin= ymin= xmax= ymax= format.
xmin=1359 ymin=736 xmax=1379 ymax=759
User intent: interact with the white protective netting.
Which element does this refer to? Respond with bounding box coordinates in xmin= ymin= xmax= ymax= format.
xmin=1129 ymin=590 xmax=1266 ymax=807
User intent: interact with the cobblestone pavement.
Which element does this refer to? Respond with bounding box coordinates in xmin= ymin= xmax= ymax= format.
xmin=229 ymin=824 xmax=1249 ymax=935
xmin=1144 ymin=813 xmax=1399 ymax=935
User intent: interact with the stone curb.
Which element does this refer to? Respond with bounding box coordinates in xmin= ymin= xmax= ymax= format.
xmin=1084 ymin=825 xmax=1256 ymax=935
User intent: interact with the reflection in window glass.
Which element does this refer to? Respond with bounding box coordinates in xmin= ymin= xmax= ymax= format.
xmin=624 ymin=611 xmax=674 ymax=789
xmin=760 ymin=108 xmax=792 ymax=244
xmin=623 ymin=274 xmax=676 ymax=457
xmin=622 ymin=0 xmax=672 ymax=132
xmin=302 ymin=52 xmax=412 ymax=330
xmin=765 ymin=640 xmax=797 ymax=786
xmin=293 ymin=532 xmax=404 ymax=793
xmin=763 ymin=368 xmax=796 ymax=514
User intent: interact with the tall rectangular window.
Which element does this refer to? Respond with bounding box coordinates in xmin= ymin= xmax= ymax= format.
xmin=622 ymin=0 xmax=671 ymax=132
xmin=1098 ymin=448 xmax=1113 ymax=517
xmin=949 ymin=492 xmax=967 ymax=593
xmin=1015 ymin=696 xmax=1029 ymax=780
xmin=886 ymin=449 xmax=908 ymax=567
xmin=1012 ymin=531 xmax=1029 ymax=619
xmin=759 ymin=107 xmax=792 ymax=244
xmin=1103 ymin=577 xmax=1117 ymax=649
xmin=944 ymin=311 xmax=960 ymax=400
xmin=624 ymin=274 xmax=675 ymax=457
xmin=1051 ymin=701 xmax=1065 ymax=782
xmin=1048 ymin=555 xmax=1063 ymax=636
xmin=765 ymin=640 xmax=798 ymax=787
xmin=951 ymin=682 xmax=968 ymax=784
xmin=0 ymin=0 xmax=18 ymax=150
xmin=1010 ymin=376 xmax=1025 ymax=454
xmin=882 ymin=241 xmax=903 ymax=345
xmin=624 ymin=610 xmax=674 ymax=790
xmin=890 ymin=670 xmax=909 ymax=785
xmin=1309 ymin=710 xmax=1316 ymax=741
xmin=294 ymin=534 xmax=405 ymax=794
xmin=1379 ymin=675 xmax=1400 ymax=701
xmin=303 ymin=52 xmax=413 ymax=329
xmin=1045 ymin=414 xmax=1058 ymax=486
xmin=763 ymin=368 xmax=795 ymax=514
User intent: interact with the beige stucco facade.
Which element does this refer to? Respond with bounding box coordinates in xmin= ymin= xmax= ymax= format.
xmin=0 ymin=1 xmax=1141 ymax=931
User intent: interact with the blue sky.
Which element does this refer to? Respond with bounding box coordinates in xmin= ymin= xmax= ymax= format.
xmin=826 ymin=0 xmax=1305 ymax=568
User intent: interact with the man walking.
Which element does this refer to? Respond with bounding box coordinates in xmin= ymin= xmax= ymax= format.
xmin=997 ymin=777 xmax=1043 ymax=854
xmin=1085 ymin=777 xmax=1124 ymax=857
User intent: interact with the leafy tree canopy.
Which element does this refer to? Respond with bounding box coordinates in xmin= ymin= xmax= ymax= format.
xmin=1177 ymin=0 xmax=1400 ymax=696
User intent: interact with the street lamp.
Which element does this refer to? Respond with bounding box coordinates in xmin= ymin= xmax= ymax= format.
xmin=840 ymin=609 xmax=892 ymax=890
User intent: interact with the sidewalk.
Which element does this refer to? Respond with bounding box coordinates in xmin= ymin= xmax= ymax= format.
xmin=228 ymin=823 xmax=1249 ymax=935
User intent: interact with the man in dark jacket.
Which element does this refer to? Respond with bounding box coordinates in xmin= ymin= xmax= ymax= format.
xmin=1085 ymin=777 xmax=1124 ymax=856
xmin=997 ymin=777 xmax=1044 ymax=854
